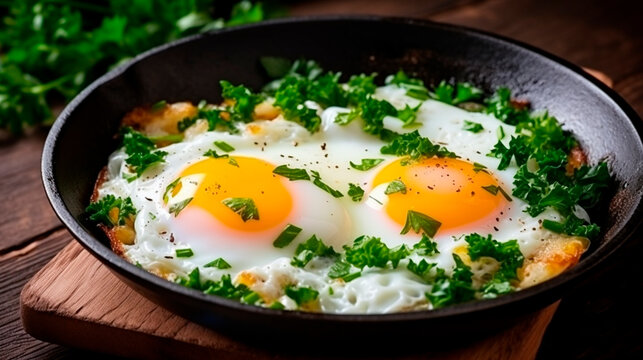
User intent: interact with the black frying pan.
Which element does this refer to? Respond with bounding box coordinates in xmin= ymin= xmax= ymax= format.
xmin=41 ymin=16 xmax=643 ymax=351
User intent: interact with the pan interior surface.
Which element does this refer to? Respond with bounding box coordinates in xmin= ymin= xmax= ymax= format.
xmin=42 ymin=17 xmax=643 ymax=342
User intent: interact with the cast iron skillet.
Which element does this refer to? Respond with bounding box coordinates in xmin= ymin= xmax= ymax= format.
xmin=42 ymin=16 xmax=642 ymax=350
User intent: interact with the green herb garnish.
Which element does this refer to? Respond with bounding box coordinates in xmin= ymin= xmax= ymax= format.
xmin=221 ymin=197 xmax=259 ymax=222
xmin=175 ymin=248 xmax=194 ymax=258
xmin=348 ymin=183 xmax=365 ymax=202
xmin=273 ymin=165 xmax=310 ymax=181
xmin=401 ymin=210 xmax=442 ymax=237
xmin=204 ymin=258 xmax=232 ymax=269
xmin=273 ymin=224 xmax=303 ymax=248
xmin=350 ymin=158 xmax=385 ymax=171
xmin=385 ymin=180 xmax=407 ymax=195
xmin=86 ymin=195 xmax=136 ymax=227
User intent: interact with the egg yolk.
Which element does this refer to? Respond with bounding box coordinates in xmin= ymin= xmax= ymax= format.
xmin=373 ymin=157 xmax=508 ymax=234
xmin=178 ymin=156 xmax=292 ymax=232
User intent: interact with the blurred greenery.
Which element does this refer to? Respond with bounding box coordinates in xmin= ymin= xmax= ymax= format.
xmin=0 ymin=0 xmax=281 ymax=134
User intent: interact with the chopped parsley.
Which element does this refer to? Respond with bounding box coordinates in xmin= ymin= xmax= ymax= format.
xmin=380 ymin=130 xmax=456 ymax=162
xmin=401 ymin=210 xmax=442 ymax=237
xmin=465 ymin=233 xmax=524 ymax=282
xmin=343 ymin=236 xmax=409 ymax=269
xmin=328 ymin=260 xmax=361 ymax=282
xmin=204 ymin=149 xmax=229 ymax=158
xmin=221 ymin=197 xmax=259 ymax=222
xmin=220 ymin=80 xmax=264 ymax=122
xmin=432 ymin=81 xmax=483 ymax=106
xmin=177 ymin=269 xmax=259 ymax=304
xmin=273 ymin=165 xmax=310 ymax=181
xmin=463 ymin=120 xmax=484 ymax=133
xmin=385 ymin=180 xmax=407 ymax=195
xmin=204 ymin=258 xmax=232 ymax=269
xmin=273 ymin=224 xmax=303 ymax=248
xmin=425 ymin=254 xmax=475 ymax=308
xmin=407 ymin=259 xmax=437 ymax=279
xmin=291 ymin=235 xmax=338 ymax=268
xmin=481 ymin=185 xmax=513 ymax=201
xmin=412 ymin=234 xmax=440 ymax=256
xmin=121 ymin=127 xmax=168 ymax=180
xmin=163 ymin=177 xmax=181 ymax=203
xmin=214 ymin=141 xmax=235 ymax=152
xmin=349 ymin=158 xmax=385 ymax=171
xmin=385 ymin=70 xmax=430 ymax=100
xmin=175 ymin=248 xmax=194 ymax=258
xmin=310 ymin=170 xmax=343 ymax=198
xmin=473 ymin=162 xmax=488 ymax=173
xmin=285 ymin=285 xmax=319 ymax=306
xmin=347 ymin=183 xmax=365 ymax=202
xmin=86 ymin=195 xmax=136 ymax=227
xmin=396 ymin=103 xmax=423 ymax=127
xmin=169 ymin=197 xmax=192 ymax=216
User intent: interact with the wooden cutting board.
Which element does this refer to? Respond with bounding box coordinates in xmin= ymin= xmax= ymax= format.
xmin=21 ymin=241 xmax=559 ymax=360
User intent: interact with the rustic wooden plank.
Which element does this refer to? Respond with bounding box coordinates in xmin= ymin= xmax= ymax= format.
xmin=0 ymin=130 xmax=61 ymax=253
xmin=430 ymin=0 xmax=643 ymax=102
xmin=0 ymin=228 xmax=70 ymax=359
xmin=21 ymin=241 xmax=559 ymax=360
xmin=290 ymin=0 xmax=482 ymax=17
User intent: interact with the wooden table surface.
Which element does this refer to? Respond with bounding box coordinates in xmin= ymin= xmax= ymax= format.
xmin=1 ymin=0 xmax=641 ymax=358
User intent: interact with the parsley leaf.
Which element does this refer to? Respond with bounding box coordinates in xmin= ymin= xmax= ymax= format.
xmin=425 ymin=255 xmax=475 ymax=308
xmin=350 ymin=158 xmax=385 ymax=171
xmin=543 ymin=214 xmax=601 ymax=238
xmin=380 ymin=130 xmax=457 ymax=161
xmin=412 ymin=234 xmax=440 ymax=256
xmin=464 ymin=233 xmax=524 ymax=281
xmin=347 ymin=183 xmax=365 ymax=202
xmin=385 ymin=70 xmax=430 ymax=100
xmin=407 ymin=259 xmax=437 ymax=279
xmin=221 ymin=197 xmax=259 ymax=222
xmin=463 ymin=120 xmax=484 ymax=133
xmin=273 ymin=165 xmax=310 ymax=181
xmin=359 ymin=97 xmax=398 ymax=136
xmin=396 ymin=103 xmax=422 ymax=127
xmin=310 ymin=170 xmax=343 ymax=198
xmin=285 ymin=285 xmax=319 ymax=306
xmin=176 ymin=248 xmax=194 ymax=258
xmin=432 ymin=81 xmax=483 ymax=105
xmin=485 ymin=87 xmax=530 ymax=125
xmin=220 ymin=80 xmax=263 ymax=122
xmin=169 ymin=197 xmax=193 ymax=216
xmin=328 ymin=260 xmax=361 ymax=282
xmin=204 ymin=258 xmax=232 ymax=269
xmin=291 ymin=235 xmax=338 ymax=267
xmin=343 ymin=235 xmax=410 ymax=269
xmin=385 ymin=180 xmax=407 ymax=195
xmin=273 ymin=224 xmax=303 ymax=248
xmin=214 ymin=141 xmax=235 ymax=152
xmin=204 ymin=148 xmax=229 ymax=158
xmin=121 ymin=127 xmax=168 ymax=180
xmin=481 ymin=185 xmax=513 ymax=201
xmin=401 ymin=210 xmax=442 ymax=237
xmin=86 ymin=195 xmax=136 ymax=227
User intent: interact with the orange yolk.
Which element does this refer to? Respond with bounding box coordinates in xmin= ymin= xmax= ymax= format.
xmin=373 ymin=157 xmax=508 ymax=234
xmin=178 ymin=156 xmax=292 ymax=232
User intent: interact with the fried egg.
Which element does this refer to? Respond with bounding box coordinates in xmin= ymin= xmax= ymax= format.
xmin=95 ymin=85 xmax=587 ymax=313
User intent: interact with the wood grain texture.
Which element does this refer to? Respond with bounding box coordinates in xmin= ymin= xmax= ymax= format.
xmin=430 ymin=0 xmax=643 ymax=115
xmin=21 ymin=241 xmax=558 ymax=360
xmin=0 ymin=229 xmax=70 ymax=359
xmin=0 ymin=130 xmax=61 ymax=253
xmin=290 ymin=0 xmax=481 ymax=17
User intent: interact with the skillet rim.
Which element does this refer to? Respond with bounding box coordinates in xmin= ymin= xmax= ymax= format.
xmin=41 ymin=15 xmax=643 ymax=324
